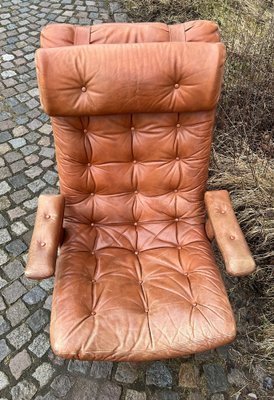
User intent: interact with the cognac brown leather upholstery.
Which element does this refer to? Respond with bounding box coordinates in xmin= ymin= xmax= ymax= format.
xmin=205 ymin=190 xmax=256 ymax=276
xmin=26 ymin=194 xmax=64 ymax=280
xmin=26 ymin=21 xmax=255 ymax=361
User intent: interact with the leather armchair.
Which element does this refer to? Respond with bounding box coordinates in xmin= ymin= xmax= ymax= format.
xmin=26 ymin=21 xmax=255 ymax=361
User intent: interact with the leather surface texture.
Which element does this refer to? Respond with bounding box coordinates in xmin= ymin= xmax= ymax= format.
xmin=35 ymin=21 xmax=237 ymax=361
xmin=26 ymin=194 xmax=65 ymax=280
xmin=205 ymin=190 xmax=256 ymax=276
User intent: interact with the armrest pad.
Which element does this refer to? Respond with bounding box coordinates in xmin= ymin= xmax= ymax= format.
xmin=25 ymin=194 xmax=65 ymax=280
xmin=205 ymin=190 xmax=256 ymax=276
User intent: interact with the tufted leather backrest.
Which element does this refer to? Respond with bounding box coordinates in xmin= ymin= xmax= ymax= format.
xmin=37 ymin=21 xmax=224 ymax=253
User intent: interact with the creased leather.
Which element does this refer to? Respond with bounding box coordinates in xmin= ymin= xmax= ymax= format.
xmin=26 ymin=194 xmax=65 ymax=280
xmin=33 ymin=21 xmax=238 ymax=361
xmin=205 ymin=190 xmax=256 ymax=276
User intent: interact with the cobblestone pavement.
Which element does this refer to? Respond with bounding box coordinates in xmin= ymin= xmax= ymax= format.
xmin=0 ymin=1 xmax=271 ymax=400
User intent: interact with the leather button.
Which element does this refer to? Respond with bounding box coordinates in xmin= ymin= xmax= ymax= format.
xmin=177 ymin=246 xmax=182 ymax=250
xmin=176 ymin=123 xmax=181 ymax=128
xmin=193 ymin=302 xmax=198 ymax=307
xmin=139 ymin=280 xmax=143 ymax=285
xmin=84 ymin=129 xmax=88 ymax=133
xmin=184 ymin=272 xmax=189 ymax=276
xmin=175 ymin=218 xmax=179 ymax=222
xmin=90 ymin=192 xmax=94 ymax=196
xmin=230 ymin=235 xmax=235 ymax=240
xmin=133 ymin=160 xmax=137 ymax=164
xmin=145 ymin=308 xmax=149 ymax=313
xmin=134 ymin=251 xmax=139 ymax=255
xmin=92 ymin=279 xmax=96 ymax=283
xmin=221 ymin=210 xmax=226 ymax=214
xmin=90 ymin=222 xmax=94 ymax=227
xmin=174 ymin=189 xmax=178 ymax=193
xmin=87 ymin=163 xmax=91 ymax=167
xmin=176 ymin=157 xmax=180 ymax=161
xmin=40 ymin=242 xmax=46 ymax=247
xmin=134 ymin=222 xmax=138 ymax=226
xmin=81 ymin=86 xmax=87 ymax=92
xmin=134 ymin=190 xmax=138 ymax=194
xmin=174 ymin=83 xmax=179 ymax=89
xmin=91 ymin=311 xmax=96 ymax=316
xmin=91 ymin=251 xmax=95 ymax=255
xmin=131 ymin=127 xmax=135 ymax=131
xmin=45 ymin=215 xmax=50 ymax=219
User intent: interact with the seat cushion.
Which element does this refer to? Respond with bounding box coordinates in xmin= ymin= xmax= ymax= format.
xmin=51 ymin=227 xmax=236 ymax=361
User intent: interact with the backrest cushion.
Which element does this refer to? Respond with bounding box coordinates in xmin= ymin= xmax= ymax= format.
xmin=38 ymin=21 xmax=224 ymax=245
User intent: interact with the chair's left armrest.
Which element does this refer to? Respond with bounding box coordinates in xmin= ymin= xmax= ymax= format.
xmin=205 ymin=190 xmax=256 ymax=277
xmin=25 ymin=194 xmax=65 ymax=280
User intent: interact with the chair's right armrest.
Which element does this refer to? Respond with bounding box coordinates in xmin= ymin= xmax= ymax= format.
xmin=205 ymin=190 xmax=256 ymax=277
xmin=25 ymin=194 xmax=65 ymax=280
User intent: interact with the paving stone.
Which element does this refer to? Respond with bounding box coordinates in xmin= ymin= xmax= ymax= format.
xmin=0 ymin=166 xmax=11 ymax=179
xmin=8 ymin=173 xmax=28 ymax=189
xmin=179 ymin=363 xmax=199 ymax=388
xmin=43 ymin=295 xmax=52 ymax=310
xmin=50 ymin=374 xmax=74 ymax=397
xmin=7 ymin=323 xmax=32 ymax=350
xmin=0 ymin=315 xmax=11 ymax=335
xmin=10 ymin=380 xmax=37 ymax=400
xmin=0 ymin=181 xmax=11 ymax=195
xmin=2 ymin=280 xmax=27 ymax=304
xmin=27 ymin=308 xmax=49 ymax=332
xmin=28 ymin=332 xmax=50 ymax=357
xmin=6 ymin=299 xmax=30 ymax=326
xmin=151 ymin=390 xmax=179 ymax=400
xmin=0 ymin=372 xmax=9 ymax=391
xmin=0 ymin=228 xmax=11 ymax=244
xmin=96 ymin=380 xmax=122 ymax=399
xmin=203 ymin=364 xmax=229 ymax=394
xmin=10 ymin=188 xmax=30 ymax=204
xmin=23 ymin=286 xmax=47 ymax=305
xmin=0 ymin=197 xmax=11 ymax=212
xmin=7 ymin=206 xmax=26 ymax=220
xmin=9 ymin=349 xmax=32 ymax=379
xmin=39 ymin=277 xmax=54 ymax=291
xmin=9 ymin=137 xmax=26 ymax=148
xmin=11 ymin=220 xmax=28 ymax=235
xmin=0 ymin=249 xmax=8 ymax=265
xmin=68 ymin=377 xmax=99 ymax=399
xmin=43 ymin=170 xmax=58 ymax=185
xmin=0 ymin=215 xmax=8 ymax=228
xmin=68 ymin=359 xmax=91 ymax=375
xmin=33 ymin=362 xmax=55 ymax=387
xmin=5 ymin=239 xmax=27 ymax=255
xmin=90 ymin=361 xmax=113 ymax=379
xmin=28 ymin=178 xmax=46 ymax=193
xmin=115 ymin=362 xmax=138 ymax=383
xmin=0 ymin=339 xmax=11 ymax=362
xmin=25 ymin=166 xmax=43 ymax=178
xmin=146 ymin=361 xmax=173 ymax=388
xmin=12 ymin=125 xmax=28 ymax=136
xmin=125 ymin=390 xmax=146 ymax=400
xmin=0 ymin=277 xmax=8 ymax=289
xmin=0 ymin=296 xmax=6 ymax=311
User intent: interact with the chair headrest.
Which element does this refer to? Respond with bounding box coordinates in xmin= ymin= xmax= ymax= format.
xmin=36 ymin=42 xmax=225 ymax=116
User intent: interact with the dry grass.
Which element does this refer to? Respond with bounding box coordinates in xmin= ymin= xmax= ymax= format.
xmin=122 ymin=0 xmax=274 ymax=372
